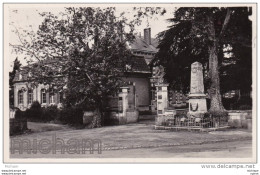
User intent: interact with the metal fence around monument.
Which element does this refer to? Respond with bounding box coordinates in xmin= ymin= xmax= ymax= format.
xmin=164 ymin=116 xmax=228 ymax=131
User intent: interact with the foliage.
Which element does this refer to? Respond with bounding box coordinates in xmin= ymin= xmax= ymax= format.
xmin=9 ymin=58 xmax=22 ymax=106
xmin=41 ymin=105 xmax=59 ymax=122
xmin=25 ymin=101 xmax=58 ymax=122
xmin=24 ymin=101 xmax=84 ymax=125
xmin=139 ymin=110 xmax=153 ymax=115
xmin=238 ymin=105 xmax=252 ymax=110
xmin=153 ymin=7 xmax=252 ymax=112
xmin=204 ymin=111 xmax=228 ymax=119
xmin=14 ymin=108 xmax=26 ymax=120
xmin=58 ymin=106 xmax=84 ymax=126
xmin=30 ymin=101 xmax=41 ymax=109
xmin=10 ymin=7 xmax=136 ymax=128
xmin=25 ymin=101 xmax=43 ymax=122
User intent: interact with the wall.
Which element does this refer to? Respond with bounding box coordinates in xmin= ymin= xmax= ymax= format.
xmin=228 ymin=110 xmax=252 ymax=129
xmin=122 ymin=76 xmax=150 ymax=109
xmin=14 ymin=82 xmax=62 ymax=110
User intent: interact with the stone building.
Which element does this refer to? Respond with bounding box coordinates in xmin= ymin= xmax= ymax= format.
xmin=13 ymin=28 xmax=156 ymax=111
xmin=128 ymin=28 xmax=159 ymax=111
xmin=13 ymin=59 xmax=64 ymax=111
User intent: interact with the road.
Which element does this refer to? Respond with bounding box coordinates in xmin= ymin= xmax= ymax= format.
xmin=9 ymin=122 xmax=253 ymax=160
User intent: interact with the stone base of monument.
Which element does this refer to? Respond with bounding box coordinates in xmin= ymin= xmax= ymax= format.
xmin=188 ymin=93 xmax=207 ymax=118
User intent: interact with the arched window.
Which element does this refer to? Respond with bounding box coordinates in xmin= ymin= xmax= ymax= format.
xmin=58 ymin=92 xmax=63 ymax=103
xmin=49 ymin=93 xmax=54 ymax=104
xmin=28 ymin=89 xmax=33 ymax=104
xmin=18 ymin=90 xmax=24 ymax=104
xmin=41 ymin=89 xmax=46 ymax=104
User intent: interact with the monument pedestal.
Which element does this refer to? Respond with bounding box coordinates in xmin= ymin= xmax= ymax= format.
xmin=188 ymin=62 xmax=207 ymax=117
xmin=188 ymin=94 xmax=207 ymax=117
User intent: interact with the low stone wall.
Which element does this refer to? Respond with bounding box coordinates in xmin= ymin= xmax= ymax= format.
xmin=155 ymin=114 xmax=175 ymax=126
xmin=103 ymin=109 xmax=139 ymax=125
xmin=10 ymin=118 xmax=27 ymax=136
xmin=126 ymin=109 xmax=139 ymax=123
xmin=228 ymin=110 xmax=252 ymax=130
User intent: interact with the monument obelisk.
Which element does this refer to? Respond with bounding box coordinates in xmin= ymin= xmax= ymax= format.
xmin=188 ymin=62 xmax=207 ymax=117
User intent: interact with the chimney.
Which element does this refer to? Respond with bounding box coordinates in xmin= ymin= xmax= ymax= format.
xmin=144 ymin=28 xmax=151 ymax=45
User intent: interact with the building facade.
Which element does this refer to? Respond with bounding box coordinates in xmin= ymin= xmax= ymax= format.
xmin=12 ymin=28 xmax=161 ymax=111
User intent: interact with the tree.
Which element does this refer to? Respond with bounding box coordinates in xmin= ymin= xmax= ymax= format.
xmin=9 ymin=57 xmax=21 ymax=106
xmin=153 ymin=7 xmax=252 ymax=114
xmin=10 ymin=7 xmax=135 ymax=128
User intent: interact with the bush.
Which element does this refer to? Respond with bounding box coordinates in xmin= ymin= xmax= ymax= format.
xmin=41 ymin=105 xmax=59 ymax=122
xmin=238 ymin=105 xmax=251 ymax=110
xmin=223 ymin=97 xmax=252 ymax=110
xmin=25 ymin=101 xmax=43 ymax=122
xmin=222 ymin=98 xmax=237 ymax=110
xmin=139 ymin=110 xmax=152 ymax=115
xmin=58 ymin=106 xmax=84 ymax=125
xmin=208 ymin=111 xmax=228 ymax=119
xmin=25 ymin=101 xmax=59 ymax=122
xmin=23 ymin=101 xmax=84 ymax=126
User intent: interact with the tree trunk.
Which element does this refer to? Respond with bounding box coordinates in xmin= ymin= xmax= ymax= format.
xmin=208 ymin=16 xmax=225 ymax=113
xmin=94 ymin=108 xmax=102 ymax=127
xmin=88 ymin=107 xmax=102 ymax=128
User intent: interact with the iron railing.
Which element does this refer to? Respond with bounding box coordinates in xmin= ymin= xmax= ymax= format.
xmin=165 ymin=116 xmax=228 ymax=129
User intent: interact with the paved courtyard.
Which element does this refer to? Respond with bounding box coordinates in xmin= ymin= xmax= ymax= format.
xmin=10 ymin=121 xmax=253 ymax=159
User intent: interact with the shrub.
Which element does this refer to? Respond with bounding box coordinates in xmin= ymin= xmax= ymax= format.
xmin=23 ymin=101 xmax=84 ymax=126
xmin=223 ymin=97 xmax=252 ymax=110
xmin=25 ymin=101 xmax=43 ymax=122
xmin=14 ymin=108 xmax=26 ymax=120
xmin=41 ymin=105 xmax=59 ymax=122
xmin=25 ymin=101 xmax=59 ymax=122
xmin=238 ymin=105 xmax=251 ymax=110
xmin=139 ymin=110 xmax=152 ymax=115
xmin=208 ymin=111 xmax=228 ymax=119
xmin=58 ymin=106 xmax=84 ymax=125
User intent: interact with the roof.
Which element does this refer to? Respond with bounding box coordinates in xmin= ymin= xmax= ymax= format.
xmin=13 ymin=55 xmax=150 ymax=83
xmin=128 ymin=36 xmax=158 ymax=53
xmin=13 ymin=35 xmax=157 ymax=82
xmin=128 ymin=56 xmax=150 ymax=73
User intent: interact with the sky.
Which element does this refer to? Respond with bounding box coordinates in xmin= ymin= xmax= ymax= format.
xmin=8 ymin=5 xmax=175 ymax=71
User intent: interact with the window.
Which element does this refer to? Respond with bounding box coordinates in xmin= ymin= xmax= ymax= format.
xmin=28 ymin=89 xmax=33 ymax=104
xmin=50 ymin=94 xmax=54 ymax=104
xmin=58 ymin=92 xmax=63 ymax=103
xmin=18 ymin=90 xmax=23 ymax=104
xmin=41 ymin=89 xmax=46 ymax=104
